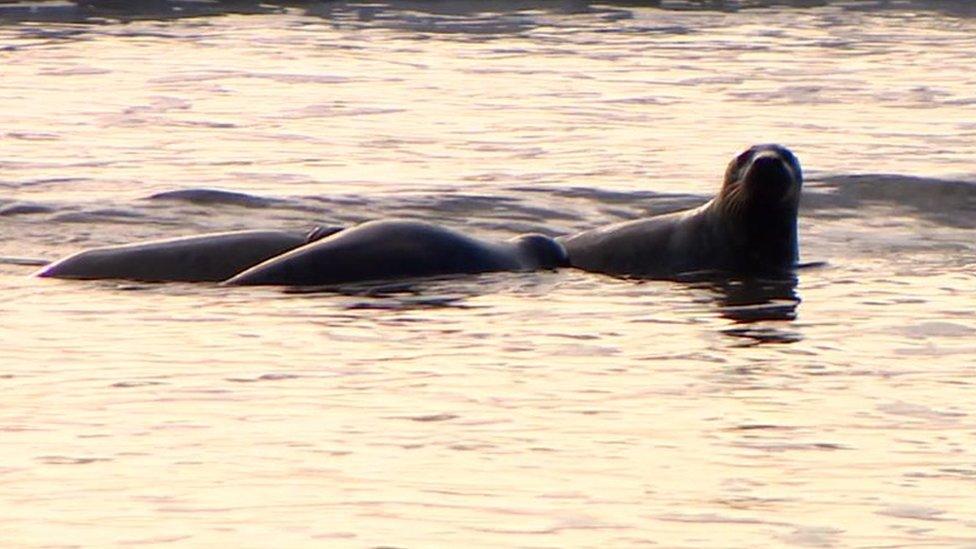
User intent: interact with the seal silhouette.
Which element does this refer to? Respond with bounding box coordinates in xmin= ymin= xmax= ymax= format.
xmin=557 ymin=144 xmax=802 ymax=277
xmin=225 ymin=219 xmax=568 ymax=286
xmin=36 ymin=226 xmax=343 ymax=282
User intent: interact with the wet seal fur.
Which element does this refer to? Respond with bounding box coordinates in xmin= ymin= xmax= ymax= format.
xmin=35 ymin=227 xmax=343 ymax=283
xmin=557 ymin=144 xmax=802 ymax=278
xmin=225 ymin=219 xmax=569 ymax=286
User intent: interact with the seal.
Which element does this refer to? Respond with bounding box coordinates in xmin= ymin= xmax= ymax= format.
xmin=557 ymin=144 xmax=802 ymax=277
xmin=35 ymin=226 xmax=344 ymax=283
xmin=224 ymin=219 xmax=569 ymax=286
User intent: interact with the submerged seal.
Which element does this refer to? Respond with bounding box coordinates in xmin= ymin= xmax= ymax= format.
xmin=225 ymin=219 xmax=569 ymax=286
xmin=35 ymin=226 xmax=344 ymax=283
xmin=557 ymin=144 xmax=802 ymax=277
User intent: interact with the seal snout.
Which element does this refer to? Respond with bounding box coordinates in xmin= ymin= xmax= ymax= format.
xmin=749 ymin=152 xmax=793 ymax=182
xmin=742 ymin=148 xmax=801 ymax=205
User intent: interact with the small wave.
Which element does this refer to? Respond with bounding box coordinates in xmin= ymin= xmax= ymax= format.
xmin=876 ymin=504 xmax=947 ymax=521
xmin=53 ymin=208 xmax=147 ymax=223
xmin=0 ymin=203 xmax=56 ymax=216
xmin=4 ymin=131 xmax=61 ymax=141
xmin=149 ymin=70 xmax=349 ymax=86
xmin=0 ymin=256 xmax=50 ymax=267
xmin=4 ymin=0 xmax=976 ymax=29
xmin=0 ymin=176 xmax=87 ymax=189
xmin=144 ymin=188 xmax=285 ymax=208
xmin=805 ymin=174 xmax=976 ymax=228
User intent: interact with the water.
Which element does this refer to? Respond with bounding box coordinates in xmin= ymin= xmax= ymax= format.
xmin=2 ymin=1 xmax=975 ymax=546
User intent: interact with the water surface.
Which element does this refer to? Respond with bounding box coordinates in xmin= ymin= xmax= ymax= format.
xmin=2 ymin=1 xmax=975 ymax=546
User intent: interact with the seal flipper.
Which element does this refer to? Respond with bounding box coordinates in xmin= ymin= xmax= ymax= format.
xmin=305 ymin=225 xmax=346 ymax=243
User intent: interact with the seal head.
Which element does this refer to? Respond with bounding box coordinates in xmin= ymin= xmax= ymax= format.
xmin=511 ymin=234 xmax=570 ymax=270
xmin=716 ymin=143 xmax=802 ymax=272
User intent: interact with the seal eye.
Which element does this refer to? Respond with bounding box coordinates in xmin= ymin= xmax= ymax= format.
xmin=736 ymin=148 xmax=755 ymax=165
xmin=771 ymin=147 xmax=802 ymax=179
xmin=730 ymin=147 xmax=756 ymax=181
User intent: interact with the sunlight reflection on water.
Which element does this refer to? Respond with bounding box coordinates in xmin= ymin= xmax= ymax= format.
xmin=1 ymin=1 xmax=975 ymax=547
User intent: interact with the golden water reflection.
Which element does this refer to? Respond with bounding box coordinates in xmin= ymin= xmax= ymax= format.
xmin=2 ymin=2 xmax=976 ymax=547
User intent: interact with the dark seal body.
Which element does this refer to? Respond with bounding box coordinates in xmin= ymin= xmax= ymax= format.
xmin=225 ymin=219 xmax=568 ymax=286
xmin=35 ymin=230 xmax=311 ymax=282
xmin=557 ymin=144 xmax=802 ymax=278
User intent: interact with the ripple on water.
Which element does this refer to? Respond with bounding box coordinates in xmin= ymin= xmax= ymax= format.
xmin=1 ymin=2 xmax=976 ymax=548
